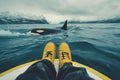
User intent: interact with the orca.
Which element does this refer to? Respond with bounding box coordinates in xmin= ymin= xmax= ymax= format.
xmin=31 ymin=20 xmax=67 ymax=35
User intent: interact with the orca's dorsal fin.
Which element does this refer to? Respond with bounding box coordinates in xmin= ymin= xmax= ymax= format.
xmin=61 ymin=20 xmax=67 ymax=30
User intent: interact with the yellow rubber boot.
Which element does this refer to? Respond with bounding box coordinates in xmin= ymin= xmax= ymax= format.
xmin=42 ymin=42 xmax=56 ymax=64
xmin=59 ymin=42 xmax=72 ymax=68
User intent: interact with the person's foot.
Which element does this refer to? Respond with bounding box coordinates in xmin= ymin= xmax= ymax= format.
xmin=42 ymin=42 xmax=56 ymax=64
xmin=59 ymin=42 xmax=72 ymax=68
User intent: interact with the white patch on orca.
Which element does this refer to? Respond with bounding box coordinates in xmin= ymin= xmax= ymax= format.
xmin=36 ymin=30 xmax=44 ymax=33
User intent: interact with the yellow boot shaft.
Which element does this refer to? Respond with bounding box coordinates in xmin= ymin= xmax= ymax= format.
xmin=59 ymin=42 xmax=72 ymax=68
xmin=42 ymin=42 xmax=56 ymax=63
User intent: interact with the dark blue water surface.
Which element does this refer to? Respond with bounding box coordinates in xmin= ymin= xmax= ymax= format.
xmin=0 ymin=23 xmax=120 ymax=80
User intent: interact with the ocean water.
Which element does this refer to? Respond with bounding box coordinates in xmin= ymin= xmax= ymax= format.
xmin=0 ymin=23 xmax=120 ymax=80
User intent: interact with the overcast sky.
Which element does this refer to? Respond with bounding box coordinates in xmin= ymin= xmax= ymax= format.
xmin=0 ymin=0 xmax=120 ymax=23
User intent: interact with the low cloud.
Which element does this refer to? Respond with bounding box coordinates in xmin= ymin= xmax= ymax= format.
xmin=0 ymin=0 xmax=120 ymax=23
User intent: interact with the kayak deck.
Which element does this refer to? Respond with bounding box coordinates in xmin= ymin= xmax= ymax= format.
xmin=0 ymin=59 xmax=111 ymax=80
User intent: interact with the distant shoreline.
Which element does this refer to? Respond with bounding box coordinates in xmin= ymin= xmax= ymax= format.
xmin=0 ymin=23 xmax=119 ymax=25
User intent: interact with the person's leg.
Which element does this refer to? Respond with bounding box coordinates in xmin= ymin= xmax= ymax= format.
xmin=57 ymin=42 xmax=94 ymax=80
xmin=16 ymin=60 xmax=56 ymax=80
xmin=57 ymin=63 xmax=94 ymax=80
xmin=16 ymin=42 xmax=56 ymax=80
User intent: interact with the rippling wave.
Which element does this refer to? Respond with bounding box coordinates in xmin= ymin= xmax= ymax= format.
xmin=0 ymin=23 xmax=120 ymax=80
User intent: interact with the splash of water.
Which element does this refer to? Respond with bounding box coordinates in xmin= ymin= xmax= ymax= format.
xmin=0 ymin=30 xmax=31 ymax=36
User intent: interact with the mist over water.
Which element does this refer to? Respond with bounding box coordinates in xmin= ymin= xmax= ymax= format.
xmin=0 ymin=23 xmax=120 ymax=80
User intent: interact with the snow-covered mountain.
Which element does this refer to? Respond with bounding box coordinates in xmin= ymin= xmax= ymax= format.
xmin=0 ymin=11 xmax=49 ymax=24
xmin=60 ymin=17 xmax=120 ymax=24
